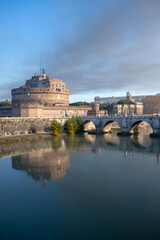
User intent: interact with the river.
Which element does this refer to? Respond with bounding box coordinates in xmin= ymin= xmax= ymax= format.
xmin=0 ymin=132 xmax=160 ymax=240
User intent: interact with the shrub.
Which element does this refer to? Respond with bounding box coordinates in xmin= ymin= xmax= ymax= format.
xmin=51 ymin=120 xmax=62 ymax=136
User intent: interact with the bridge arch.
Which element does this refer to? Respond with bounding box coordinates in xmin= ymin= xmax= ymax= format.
xmin=103 ymin=120 xmax=121 ymax=133
xmin=130 ymin=120 xmax=153 ymax=134
xmin=84 ymin=120 xmax=96 ymax=132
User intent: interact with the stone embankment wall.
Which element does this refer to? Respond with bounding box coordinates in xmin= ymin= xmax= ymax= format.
xmin=0 ymin=117 xmax=67 ymax=135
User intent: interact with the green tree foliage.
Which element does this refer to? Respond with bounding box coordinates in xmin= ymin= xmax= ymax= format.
xmin=118 ymin=100 xmax=135 ymax=105
xmin=0 ymin=102 xmax=11 ymax=106
xmin=75 ymin=117 xmax=84 ymax=133
xmin=64 ymin=117 xmax=84 ymax=134
xmin=51 ymin=120 xmax=62 ymax=136
xmin=99 ymin=104 xmax=114 ymax=114
xmin=133 ymin=127 xmax=139 ymax=135
xmin=69 ymin=101 xmax=91 ymax=106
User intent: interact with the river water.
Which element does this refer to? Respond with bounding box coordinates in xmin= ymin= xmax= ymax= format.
xmin=0 ymin=132 xmax=160 ymax=240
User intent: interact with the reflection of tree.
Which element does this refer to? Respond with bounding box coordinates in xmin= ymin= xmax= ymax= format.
xmin=64 ymin=135 xmax=85 ymax=149
xmin=51 ymin=136 xmax=63 ymax=151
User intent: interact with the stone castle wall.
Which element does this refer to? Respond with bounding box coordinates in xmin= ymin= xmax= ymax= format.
xmin=20 ymin=103 xmax=91 ymax=118
xmin=12 ymin=88 xmax=69 ymax=117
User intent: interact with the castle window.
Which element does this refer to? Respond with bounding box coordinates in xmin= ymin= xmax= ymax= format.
xmin=56 ymin=88 xmax=61 ymax=92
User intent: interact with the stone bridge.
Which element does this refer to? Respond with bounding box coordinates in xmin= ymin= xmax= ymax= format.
xmin=83 ymin=114 xmax=160 ymax=136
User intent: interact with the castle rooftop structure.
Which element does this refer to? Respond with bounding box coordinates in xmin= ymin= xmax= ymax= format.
xmin=12 ymin=71 xmax=69 ymax=116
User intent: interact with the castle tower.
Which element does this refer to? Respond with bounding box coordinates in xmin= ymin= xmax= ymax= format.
xmin=126 ymin=92 xmax=132 ymax=101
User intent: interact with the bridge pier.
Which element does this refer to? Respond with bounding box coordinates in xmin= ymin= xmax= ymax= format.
xmin=150 ymin=128 xmax=160 ymax=138
xmin=117 ymin=127 xmax=131 ymax=136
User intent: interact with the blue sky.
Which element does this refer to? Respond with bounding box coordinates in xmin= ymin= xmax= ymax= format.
xmin=1 ymin=0 xmax=160 ymax=102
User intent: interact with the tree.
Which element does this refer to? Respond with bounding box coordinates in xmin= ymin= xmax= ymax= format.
xmin=75 ymin=117 xmax=84 ymax=133
xmin=69 ymin=101 xmax=91 ymax=106
xmin=0 ymin=101 xmax=11 ymax=106
xmin=118 ymin=100 xmax=135 ymax=105
xmin=51 ymin=120 xmax=62 ymax=136
xmin=64 ymin=117 xmax=84 ymax=134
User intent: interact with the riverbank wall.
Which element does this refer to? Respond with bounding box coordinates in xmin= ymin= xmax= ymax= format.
xmin=0 ymin=117 xmax=68 ymax=135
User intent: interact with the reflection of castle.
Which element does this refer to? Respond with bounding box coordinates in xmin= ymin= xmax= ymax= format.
xmin=12 ymin=150 xmax=70 ymax=182
xmin=2 ymin=133 xmax=160 ymax=184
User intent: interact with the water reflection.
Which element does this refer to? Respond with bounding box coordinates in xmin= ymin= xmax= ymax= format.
xmin=0 ymin=132 xmax=160 ymax=183
xmin=2 ymin=132 xmax=160 ymax=240
xmin=130 ymin=134 xmax=152 ymax=148
xmin=12 ymin=150 xmax=70 ymax=183
xmin=103 ymin=132 xmax=120 ymax=145
xmin=84 ymin=132 xmax=96 ymax=143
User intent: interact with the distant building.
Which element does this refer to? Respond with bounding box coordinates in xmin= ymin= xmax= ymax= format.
xmin=113 ymin=102 xmax=143 ymax=115
xmin=0 ymin=100 xmax=12 ymax=117
xmin=0 ymin=106 xmax=12 ymax=117
xmin=112 ymin=92 xmax=143 ymax=115
xmin=95 ymin=92 xmax=148 ymax=105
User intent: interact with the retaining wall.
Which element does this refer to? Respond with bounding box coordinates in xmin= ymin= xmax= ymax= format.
xmin=0 ymin=117 xmax=68 ymax=135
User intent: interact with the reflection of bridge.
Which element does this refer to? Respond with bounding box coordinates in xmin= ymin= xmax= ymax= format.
xmin=1 ymin=134 xmax=160 ymax=184
xmin=87 ymin=133 xmax=160 ymax=156
xmin=83 ymin=115 xmax=160 ymax=136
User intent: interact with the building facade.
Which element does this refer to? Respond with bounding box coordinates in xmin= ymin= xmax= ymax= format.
xmin=113 ymin=102 xmax=143 ymax=115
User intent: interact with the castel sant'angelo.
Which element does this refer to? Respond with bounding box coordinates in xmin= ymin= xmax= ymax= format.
xmin=11 ymin=70 xmax=91 ymax=117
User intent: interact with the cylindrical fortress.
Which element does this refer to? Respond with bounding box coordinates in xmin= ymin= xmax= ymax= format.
xmin=12 ymin=74 xmax=69 ymax=116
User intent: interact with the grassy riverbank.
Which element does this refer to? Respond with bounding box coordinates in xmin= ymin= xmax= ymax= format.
xmin=0 ymin=133 xmax=54 ymax=144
